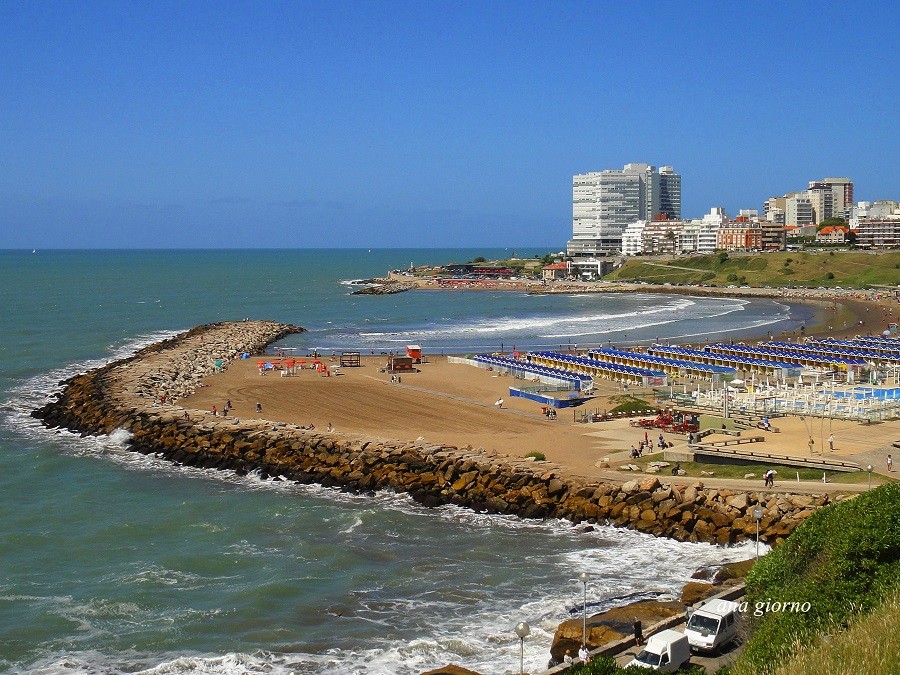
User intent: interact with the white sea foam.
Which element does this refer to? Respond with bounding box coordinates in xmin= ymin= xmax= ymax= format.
xmin=3 ymin=324 xmax=774 ymax=675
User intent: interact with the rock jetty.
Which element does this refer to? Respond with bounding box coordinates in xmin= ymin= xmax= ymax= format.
xmin=33 ymin=321 xmax=834 ymax=546
xmin=351 ymin=280 xmax=416 ymax=295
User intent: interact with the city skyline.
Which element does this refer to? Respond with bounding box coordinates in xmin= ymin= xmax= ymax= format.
xmin=1 ymin=2 xmax=898 ymax=249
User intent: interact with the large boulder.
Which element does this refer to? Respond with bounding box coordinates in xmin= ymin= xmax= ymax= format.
xmin=549 ymin=599 xmax=684 ymax=662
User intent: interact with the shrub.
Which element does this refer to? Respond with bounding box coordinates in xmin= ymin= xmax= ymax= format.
xmin=608 ymin=395 xmax=652 ymax=415
xmin=825 ymin=272 xmax=834 ymax=280
xmin=733 ymin=483 xmax=900 ymax=674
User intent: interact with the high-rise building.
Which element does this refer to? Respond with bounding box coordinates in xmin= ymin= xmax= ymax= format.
xmin=658 ymin=166 xmax=682 ymax=220
xmin=808 ymin=177 xmax=853 ymax=220
xmin=784 ymin=194 xmax=815 ymax=227
xmin=568 ymin=163 xmax=681 ymax=256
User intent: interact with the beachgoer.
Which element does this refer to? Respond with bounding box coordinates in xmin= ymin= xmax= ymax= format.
xmin=495 ymin=398 xmax=503 ymax=409
xmin=326 ymin=422 xmax=334 ymax=432
xmin=211 ymin=405 xmax=217 ymax=416
xmin=578 ymin=644 xmax=589 ymax=662
xmin=631 ymin=445 xmax=639 ymax=459
xmin=764 ymin=469 xmax=776 ymax=487
xmin=889 ymin=454 xmax=894 ymax=472
xmin=828 ymin=433 xmax=835 ymax=451
xmin=687 ymin=432 xmax=694 ymax=446
xmin=563 ymin=650 xmax=573 ymax=665
xmin=808 ymin=437 xmax=815 ymax=455
xmin=397 ymin=375 xmax=401 ymax=383
xmin=633 ymin=618 xmax=643 ymax=646
xmin=256 ymin=402 xmax=262 ymax=413
xmin=226 ymin=399 xmax=232 ymax=411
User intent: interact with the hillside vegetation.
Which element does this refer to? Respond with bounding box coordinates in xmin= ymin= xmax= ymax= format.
xmin=730 ymin=482 xmax=900 ymax=675
xmin=603 ymin=251 xmax=900 ymax=288
xmin=768 ymin=585 xmax=900 ymax=675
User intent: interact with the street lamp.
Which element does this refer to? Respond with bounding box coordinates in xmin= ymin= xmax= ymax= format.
xmin=867 ymin=464 xmax=873 ymax=490
xmin=578 ymin=572 xmax=589 ymax=647
xmin=515 ymin=621 xmax=530 ymax=675
xmin=753 ymin=506 xmax=763 ymax=560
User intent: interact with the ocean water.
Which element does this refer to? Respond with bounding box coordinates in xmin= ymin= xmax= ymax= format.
xmin=0 ymin=250 xmax=800 ymax=675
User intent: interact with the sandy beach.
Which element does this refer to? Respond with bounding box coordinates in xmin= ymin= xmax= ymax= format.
xmin=183 ymin=347 xmax=900 ymax=491
xmin=389 ymin=272 xmax=900 ymax=344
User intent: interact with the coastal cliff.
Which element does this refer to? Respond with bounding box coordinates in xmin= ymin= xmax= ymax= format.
xmin=33 ymin=321 xmax=833 ymax=545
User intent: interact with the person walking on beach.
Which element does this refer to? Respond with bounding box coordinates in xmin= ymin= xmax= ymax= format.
xmin=888 ymin=454 xmax=894 ymax=472
xmin=255 ymin=402 xmax=262 ymax=414
xmin=828 ymin=433 xmax=835 ymax=451
xmin=764 ymin=469 xmax=776 ymax=487
xmin=808 ymin=436 xmax=815 ymax=455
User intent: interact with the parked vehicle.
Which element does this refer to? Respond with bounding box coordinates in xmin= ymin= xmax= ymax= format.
xmin=684 ymin=598 xmax=741 ymax=654
xmin=626 ymin=629 xmax=691 ymax=672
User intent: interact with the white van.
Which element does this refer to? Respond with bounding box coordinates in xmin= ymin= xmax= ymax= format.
xmin=626 ymin=629 xmax=691 ymax=672
xmin=684 ymin=598 xmax=741 ymax=654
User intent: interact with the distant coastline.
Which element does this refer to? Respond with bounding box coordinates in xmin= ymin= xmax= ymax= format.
xmin=379 ymin=271 xmax=894 ymax=345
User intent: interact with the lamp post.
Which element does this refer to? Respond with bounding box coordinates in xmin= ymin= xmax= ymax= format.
xmin=867 ymin=464 xmax=873 ymax=490
xmin=514 ymin=621 xmax=530 ymax=675
xmin=753 ymin=506 xmax=763 ymax=560
xmin=578 ymin=572 xmax=589 ymax=647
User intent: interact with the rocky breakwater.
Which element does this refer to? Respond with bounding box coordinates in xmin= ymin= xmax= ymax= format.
xmin=33 ymin=321 xmax=835 ymax=547
xmin=33 ymin=320 xmax=305 ymax=434
xmin=351 ymin=280 xmax=417 ymax=295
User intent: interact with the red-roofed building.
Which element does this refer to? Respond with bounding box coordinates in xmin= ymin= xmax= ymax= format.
xmin=542 ymin=261 xmax=570 ymax=281
xmin=816 ymin=225 xmax=849 ymax=244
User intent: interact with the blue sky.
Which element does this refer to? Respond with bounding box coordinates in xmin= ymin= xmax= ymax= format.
xmin=1 ymin=1 xmax=897 ymax=248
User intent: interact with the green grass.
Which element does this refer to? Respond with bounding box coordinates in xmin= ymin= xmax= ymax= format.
xmin=603 ymin=251 xmax=900 ymax=288
xmin=729 ymin=483 xmax=900 ymax=675
xmin=769 ymin=585 xmax=900 ymax=675
xmin=631 ymin=453 xmax=890 ymax=485
xmin=607 ymin=394 xmax=654 ymax=415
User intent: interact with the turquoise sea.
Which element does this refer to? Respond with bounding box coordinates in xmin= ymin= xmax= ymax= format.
xmin=0 ymin=250 xmax=806 ymax=674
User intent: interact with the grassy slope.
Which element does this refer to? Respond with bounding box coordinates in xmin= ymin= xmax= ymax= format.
xmin=731 ymin=482 xmax=900 ymax=675
xmin=603 ymin=251 xmax=900 ymax=288
xmin=769 ymin=585 xmax=900 ymax=675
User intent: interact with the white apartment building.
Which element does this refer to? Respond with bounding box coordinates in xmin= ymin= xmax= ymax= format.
xmin=767 ymin=177 xmax=853 ymax=226
xmin=849 ymin=201 xmax=900 ymax=229
xmin=621 ymin=220 xmax=647 ymax=256
xmin=785 ymin=194 xmax=815 ymax=227
xmin=568 ymin=163 xmax=681 ymax=256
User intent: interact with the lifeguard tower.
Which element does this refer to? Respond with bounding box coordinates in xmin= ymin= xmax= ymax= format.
xmin=406 ymin=344 xmax=422 ymax=364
